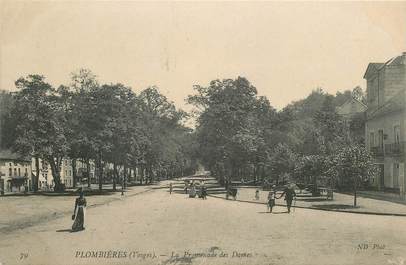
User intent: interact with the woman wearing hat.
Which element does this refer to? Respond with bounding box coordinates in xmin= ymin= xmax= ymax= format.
xmin=72 ymin=188 xmax=87 ymax=232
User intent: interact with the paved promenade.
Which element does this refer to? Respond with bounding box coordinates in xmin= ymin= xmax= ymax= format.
xmin=1 ymin=184 xmax=406 ymax=265
xmin=210 ymin=187 xmax=406 ymax=215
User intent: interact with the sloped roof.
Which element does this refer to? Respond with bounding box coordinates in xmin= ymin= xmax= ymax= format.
xmin=363 ymin=63 xmax=384 ymax=79
xmin=364 ymin=52 xmax=406 ymax=79
xmin=0 ymin=149 xmax=31 ymax=162
xmin=380 ymin=54 xmax=406 ymax=68
xmin=336 ymin=97 xmax=367 ymax=116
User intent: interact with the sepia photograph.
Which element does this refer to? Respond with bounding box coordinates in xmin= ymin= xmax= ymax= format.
xmin=0 ymin=1 xmax=406 ymax=265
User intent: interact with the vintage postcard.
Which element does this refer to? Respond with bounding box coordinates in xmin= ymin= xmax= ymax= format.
xmin=0 ymin=1 xmax=405 ymax=265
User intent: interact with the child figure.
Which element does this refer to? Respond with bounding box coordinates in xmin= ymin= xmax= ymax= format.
xmin=255 ymin=189 xmax=260 ymax=200
xmin=267 ymin=186 xmax=276 ymax=213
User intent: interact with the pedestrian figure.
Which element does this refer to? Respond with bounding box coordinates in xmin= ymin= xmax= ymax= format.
xmin=255 ymin=189 xmax=260 ymax=200
xmin=184 ymin=181 xmax=189 ymax=194
xmin=277 ymin=184 xmax=296 ymax=213
xmin=169 ymin=183 xmax=173 ymax=194
xmin=201 ymin=185 xmax=207 ymax=200
xmin=189 ymin=184 xmax=196 ymax=198
xmin=72 ymin=188 xmax=87 ymax=232
xmin=267 ymin=186 xmax=276 ymax=213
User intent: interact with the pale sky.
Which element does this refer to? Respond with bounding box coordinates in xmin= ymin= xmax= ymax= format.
xmin=1 ymin=1 xmax=405 ymax=111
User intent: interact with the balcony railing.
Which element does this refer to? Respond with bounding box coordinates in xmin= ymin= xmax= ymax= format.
xmin=370 ymin=146 xmax=384 ymax=156
xmin=385 ymin=142 xmax=406 ymax=155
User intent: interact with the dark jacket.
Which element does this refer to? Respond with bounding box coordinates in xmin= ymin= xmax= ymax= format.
xmin=280 ymin=187 xmax=296 ymax=201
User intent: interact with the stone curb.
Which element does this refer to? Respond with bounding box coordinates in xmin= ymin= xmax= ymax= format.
xmin=207 ymin=194 xmax=406 ymax=217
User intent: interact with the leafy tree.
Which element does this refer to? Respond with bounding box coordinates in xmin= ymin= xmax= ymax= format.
xmin=67 ymin=69 xmax=100 ymax=188
xmin=268 ymin=143 xmax=297 ymax=184
xmin=10 ymin=75 xmax=68 ymax=191
xmin=188 ymin=77 xmax=274 ymax=183
xmin=333 ymin=144 xmax=377 ymax=206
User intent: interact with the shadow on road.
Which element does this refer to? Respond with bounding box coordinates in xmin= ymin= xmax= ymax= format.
xmin=257 ymin=211 xmax=289 ymax=214
xmin=312 ymin=204 xmax=359 ymax=210
xmin=297 ymin=198 xmax=329 ymax=202
xmin=56 ymin=229 xmax=72 ymax=233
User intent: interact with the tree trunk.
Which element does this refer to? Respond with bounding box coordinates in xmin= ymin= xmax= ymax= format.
xmin=123 ymin=165 xmax=127 ymax=189
xmin=113 ymin=163 xmax=117 ymax=191
xmin=140 ymin=165 xmax=144 ymax=185
xmin=147 ymin=166 xmax=153 ymax=184
xmin=86 ymin=159 xmax=91 ymax=188
xmin=97 ymin=153 xmax=103 ymax=191
xmin=129 ymin=168 xmax=132 ymax=184
xmin=33 ymin=156 xmax=40 ymax=192
xmin=353 ymin=177 xmax=357 ymax=207
xmin=72 ymin=158 xmax=77 ymax=188
xmin=133 ymin=166 xmax=137 ymax=183
xmin=48 ymin=157 xmax=62 ymax=191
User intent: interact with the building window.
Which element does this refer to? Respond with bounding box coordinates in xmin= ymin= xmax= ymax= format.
xmin=378 ymin=129 xmax=384 ymax=149
xmin=393 ymin=163 xmax=399 ymax=187
xmin=14 ymin=168 xmax=17 ymax=177
xmin=394 ymin=125 xmax=401 ymax=144
xmin=369 ymin=132 xmax=375 ymax=149
xmin=9 ymin=168 xmax=12 ymax=177
xmin=18 ymin=168 xmax=21 ymax=177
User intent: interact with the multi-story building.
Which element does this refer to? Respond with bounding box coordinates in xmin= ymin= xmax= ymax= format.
xmin=364 ymin=52 xmax=406 ymax=199
xmin=32 ymin=158 xmax=75 ymax=190
xmin=0 ymin=149 xmax=32 ymax=193
xmin=60 ymin=159 xmax=74 ymax=187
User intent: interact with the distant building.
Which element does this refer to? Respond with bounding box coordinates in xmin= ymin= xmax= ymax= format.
xmin=31 ymin=158 xmax=76 ymax=190
xmin=336 ymin=96 xmax=367 ymax=143
xmin=60 ymin=159 xmax=74 ymax=188
xmin=0 ymin=149 xmax=32 ymax=193
xmin=336 ymin=97 xmax=367 ymax=119
xmin=364 ymin=52 xmax=406 ymax=198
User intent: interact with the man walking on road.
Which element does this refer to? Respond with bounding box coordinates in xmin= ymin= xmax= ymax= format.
xmin=278 ymin=184 xmax=296 ymax=213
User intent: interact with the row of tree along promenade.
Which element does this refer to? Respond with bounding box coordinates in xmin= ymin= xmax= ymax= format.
xmin=1 ymin=71 xmax=376 ymax=206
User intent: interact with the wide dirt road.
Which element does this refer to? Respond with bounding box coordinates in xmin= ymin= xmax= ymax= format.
xmin=0 ymin=187 xmax=405 ymax=265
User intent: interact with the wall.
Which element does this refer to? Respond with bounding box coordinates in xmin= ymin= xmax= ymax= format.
xmin=384 ymin=65 xmax=406 ymax=102
xmin=0 ymin=159 xmax=32 ymax=192
xmin=366 ymin=109 xmax=406 ymax=189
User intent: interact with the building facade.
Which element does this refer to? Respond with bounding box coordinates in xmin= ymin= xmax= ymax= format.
xmin=32 ymin=158 xmax=75 ymax=190
xmin=364 ymin=52 xmax=406 ymax=199
xmin=0 ymin=149 xmax=32 ymax=193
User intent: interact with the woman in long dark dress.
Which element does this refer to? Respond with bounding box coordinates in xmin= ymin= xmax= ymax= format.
xmin=72 ymin=189 xmax=87 ymax=232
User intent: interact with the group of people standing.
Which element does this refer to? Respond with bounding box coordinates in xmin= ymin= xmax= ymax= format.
xmin=187 ymin=181 xmax=207 ymax=199
xmin=169 ymin=181 xmax=207 ymax=199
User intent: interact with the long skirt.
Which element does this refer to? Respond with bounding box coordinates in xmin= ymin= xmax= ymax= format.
xmin=72 ymin=206 xmax=86 ymax=231
xmin=268 ymin=199 xmax=275 ymax=208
